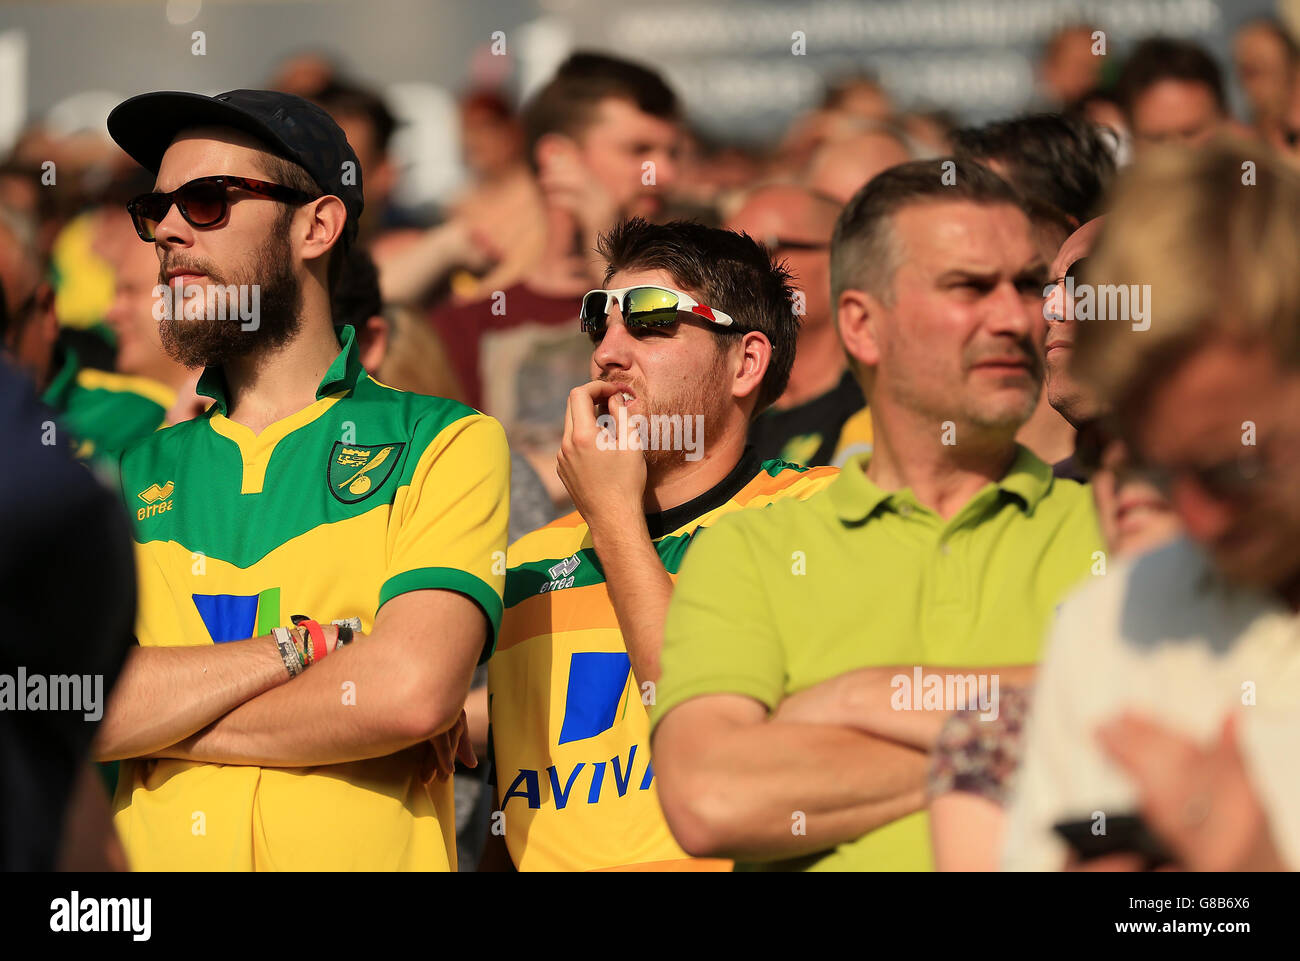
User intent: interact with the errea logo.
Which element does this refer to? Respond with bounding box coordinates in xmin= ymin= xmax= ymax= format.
xmin=137 ymin=481 xmax=174 ymax=520
xmin=548 ymin=555 xmax=581 ymax=579
xmin=541 ymin=554 xmax=582 ymax=594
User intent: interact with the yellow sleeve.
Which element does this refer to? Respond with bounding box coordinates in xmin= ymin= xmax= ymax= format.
xmin=380 ymin=412 xmax=510 ymax=658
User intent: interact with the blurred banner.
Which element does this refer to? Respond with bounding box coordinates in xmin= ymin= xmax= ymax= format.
xmin=567 ymin=0 xmax=1243 ymax=137
xmin=0 ymin=0 xmax=1281 ymax=207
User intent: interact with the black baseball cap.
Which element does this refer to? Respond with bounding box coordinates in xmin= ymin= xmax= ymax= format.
xmin=107 ymin=88 xmax=364 ymax=249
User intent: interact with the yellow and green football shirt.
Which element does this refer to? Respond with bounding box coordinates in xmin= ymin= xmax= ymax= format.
xmin=42 ymin=346 xmax=173 ymax=460
xmin=489 ymin=452 xmax=837 ymax=871
xmin=112 ymin=324 xmax=509 ymax=871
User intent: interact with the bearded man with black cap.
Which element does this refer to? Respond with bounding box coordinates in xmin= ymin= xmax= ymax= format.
xmin=92 ymin=89 xmax=509 ymax=871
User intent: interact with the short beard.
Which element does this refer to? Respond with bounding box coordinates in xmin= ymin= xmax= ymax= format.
xmin=640 ymin=343 xmax=732 ymax=474
xmin=159 ymin=211 xmax=303 ymax=370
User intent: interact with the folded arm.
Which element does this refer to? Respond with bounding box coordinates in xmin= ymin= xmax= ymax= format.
xmin=151 ymin=589 xmax=485 ymax=768
xmin=93 ymin=635 xmax=292 ymax=761
xmin=776 ymin=664 xmax=1038 ymax=751
xmin=652 ymin=693 xmax=928 ymax=862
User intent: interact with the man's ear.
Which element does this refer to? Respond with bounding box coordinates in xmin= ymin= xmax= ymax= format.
xmin=837 ymin=288 xmax=883 ymax=372
xmin=356 ymin=313 xmax=389 ymax=375
xmin=732 ymin=330 xmax=772 ymax=409
xmin=300 ymin=195 xmax=349 ymax=270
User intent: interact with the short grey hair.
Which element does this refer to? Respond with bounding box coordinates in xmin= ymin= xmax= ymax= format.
xmin=830 ymin=158 xmax=1027 ymax=308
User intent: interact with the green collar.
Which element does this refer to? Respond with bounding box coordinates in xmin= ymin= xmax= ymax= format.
xmin=40 ymin=344 xmax=80 ymax=411
xmin=829 ymin=444 xmax=1055 ymax=524
xmin=196 ymin=324 xmax=365 ymax=415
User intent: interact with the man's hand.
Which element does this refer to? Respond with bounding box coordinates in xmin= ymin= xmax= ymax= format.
xmin=420 ymin=709 xmax=476 ymax=785
xmin=372 ymin=219 xmax=496 ymax=304
xmin=1096 ymin=712 xmax=1285 ymax=872
xmin=537 ymin=148 xmax=617 ymax=243
xmin=558 ymin=382 xmax=647 ymax=534
xmin=431 ymin=218 xmax=496 ymax=274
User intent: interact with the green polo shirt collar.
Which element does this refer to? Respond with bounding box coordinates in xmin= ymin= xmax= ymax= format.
xmin=829 ymin=444 xmax=1055 ymax=524
xmin=196 ymin=324 xmax=364 ymax=416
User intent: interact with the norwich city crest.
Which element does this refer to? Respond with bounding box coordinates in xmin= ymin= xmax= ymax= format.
xmin=328 ymin=441 xmax=404 ymax=504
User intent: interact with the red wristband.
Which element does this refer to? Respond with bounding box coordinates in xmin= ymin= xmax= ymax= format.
xmin=300 ymin=619 xmax=328 ymax=661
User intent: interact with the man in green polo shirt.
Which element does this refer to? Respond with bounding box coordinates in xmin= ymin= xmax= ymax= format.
xmin=649 ymin=159 xmax=1103 ymax=871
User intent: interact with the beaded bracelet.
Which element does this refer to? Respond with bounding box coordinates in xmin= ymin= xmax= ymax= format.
xmin=280 ymin=625 xmax=310 ymax=667
xmin=298 ymin=619 xmax=328 ymax=661
xmin=272 ymin=626 xmax=303 ymax=678
xmin=289 ymin=615 xmax=316 ymax=663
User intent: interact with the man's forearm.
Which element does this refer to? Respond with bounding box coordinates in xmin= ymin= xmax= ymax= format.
xmin=786 ymin=664 xmax=1036 ymax=751
xmin=591 ymin=520 xmax=672 ymax=685
xmin=657 ymin=719 xmax=928 ymax=861
xmin=93 ymin=636 xmax=289 ymax=761
xmin=155 ymin=630 xmax=462 ymax=768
